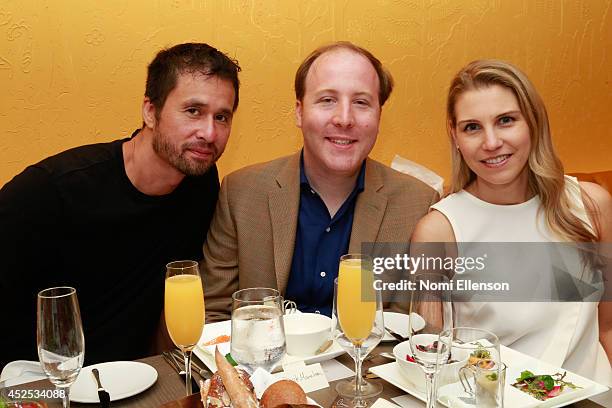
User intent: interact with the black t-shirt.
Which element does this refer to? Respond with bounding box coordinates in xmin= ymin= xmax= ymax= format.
xmin=0 ymin=135 xmax=219 ymax=368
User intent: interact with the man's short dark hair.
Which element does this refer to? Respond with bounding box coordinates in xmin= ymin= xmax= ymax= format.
xmin=145 ymin=43 xmax=241 ymax=115
xmin=294 ymin=41 xmax=394 ymax=106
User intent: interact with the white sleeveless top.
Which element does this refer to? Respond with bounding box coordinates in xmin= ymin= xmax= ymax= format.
xmin=431 ymin=176 xmax=611 ymax=386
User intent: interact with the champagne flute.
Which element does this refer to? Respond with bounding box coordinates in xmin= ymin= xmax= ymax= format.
xmin=408 ymin=273 xmax=453 ymax=408
xmin=332 ymin=254 xmax=384 ymax=408
xmin=37 ymin=287 xmax=85 ymax=408
xmin=165 ymin=260 xmax=205 ymax=396
xmin=230 ymin=287 xmax=286 ymax=373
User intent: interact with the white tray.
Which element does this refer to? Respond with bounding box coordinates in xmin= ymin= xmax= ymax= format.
xmin=369 ymin=345 xmax=608 ymax=408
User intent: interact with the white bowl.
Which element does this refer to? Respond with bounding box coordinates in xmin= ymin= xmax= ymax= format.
xmin=393 ymin=341 xmax=427 ymax=392
xmin=283 ymin=313 xmax=332 ymax=357
xmin=393 ymin=341 xmax=469 ymax=393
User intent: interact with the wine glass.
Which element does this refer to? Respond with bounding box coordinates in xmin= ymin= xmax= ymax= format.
xmin=332 ymin=253 xmax=384 ymax=408
xmin=37 ymin=287 xmax=85 ymax=408
xmin=230 ymin=287 xmax=286 ymax=373
xmin=408 ymin=273 xmax=453 ymax=408
xmin=165 ymin=260 xmax=205 ymax=396
xmin=437 ymin=327 xmax=504 ymax=408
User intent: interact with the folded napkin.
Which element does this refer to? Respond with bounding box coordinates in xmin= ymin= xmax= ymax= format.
xmin=390 ymin=155 xmax=444 ymax=196
xmin=0 ymin=360 xmax=46 ymax=387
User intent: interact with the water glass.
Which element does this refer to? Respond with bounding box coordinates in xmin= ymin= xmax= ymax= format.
xmin=230 ymin=287 xmax=286 ymax=373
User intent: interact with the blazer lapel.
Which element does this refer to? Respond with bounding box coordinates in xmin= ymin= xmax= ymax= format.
xmin=268 ymin=153 xmax=301 ymax=293
xmin=349 ymin=159 xmax=387 ymax=253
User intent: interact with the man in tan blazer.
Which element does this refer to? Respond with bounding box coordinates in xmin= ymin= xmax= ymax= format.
xmin=203 ymin=41 xmax=437 ymax=321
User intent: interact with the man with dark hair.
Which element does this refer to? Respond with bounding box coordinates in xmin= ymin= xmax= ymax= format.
xmin=202 ymin=41 xmax=437 ymax=320
xmin=0 ymin=42 xmax=240 ymax=368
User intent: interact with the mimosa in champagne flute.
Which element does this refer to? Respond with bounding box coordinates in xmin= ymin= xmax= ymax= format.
xmin=165 ymin=260 xmax=205 ymax=396
xmin=333 ymin=254 xmax=384 ymax=407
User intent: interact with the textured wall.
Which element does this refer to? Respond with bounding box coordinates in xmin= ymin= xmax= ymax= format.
xmin=1 ymin=0 xmax=610 ymax=186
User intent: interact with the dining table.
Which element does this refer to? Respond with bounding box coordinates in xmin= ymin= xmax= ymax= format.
xmin=4 ymin=342 xmax=610 ymax=408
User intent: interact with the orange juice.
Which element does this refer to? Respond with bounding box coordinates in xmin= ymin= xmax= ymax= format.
xmin=337 ymin=258 xmax=376 ymax=344
xmin=165 ymin=274 xmax=205 ymax=348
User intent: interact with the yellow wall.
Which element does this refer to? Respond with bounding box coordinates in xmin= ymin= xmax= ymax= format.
xmin=1 ymin=1 xmax=610 ymax=186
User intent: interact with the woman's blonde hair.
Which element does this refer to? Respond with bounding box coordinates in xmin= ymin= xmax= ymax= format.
xmin=446 ymin=59 xmax=598 ymax=242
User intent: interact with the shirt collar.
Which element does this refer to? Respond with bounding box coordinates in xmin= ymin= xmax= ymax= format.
xmin=299 ymin=149 xmax=366 ymax=193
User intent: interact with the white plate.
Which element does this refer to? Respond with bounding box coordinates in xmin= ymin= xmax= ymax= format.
xmin=382 ymin=312 xmax=425 ymax=341
xmin=370 ymin=345 xmax=609 ymax=408
xmin=194 ymin=320 xmax=345 ymax=372
xmin=307 ymin=396 xmax=322 ymax=407
xmin=369 ymin=361 xmax=426 ymax=402
xmin=70 ymin=361 xmax=158 ymax=403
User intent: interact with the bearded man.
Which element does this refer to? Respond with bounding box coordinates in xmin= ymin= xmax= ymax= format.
xmin=0 ymin=43 xmax=240 ymax=369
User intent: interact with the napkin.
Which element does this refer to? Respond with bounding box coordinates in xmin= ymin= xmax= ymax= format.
xmin=390 ymin=155 xmax=444 ymax=196
xmin=249 ymin=367 xmax=278 ymax=399
xmin=0 ymin=360 xmax=46 ymax=387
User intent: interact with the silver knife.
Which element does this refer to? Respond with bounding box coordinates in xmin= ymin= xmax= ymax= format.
xmin=162 ymin=351 xmax=201 ymax=392
xmin=92 ymin=368 xmax=111 ymax=407
xmin=385 ymin=326 xmax=407 ymax=342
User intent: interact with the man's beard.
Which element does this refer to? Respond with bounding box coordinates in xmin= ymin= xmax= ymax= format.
xmin=152 ymin=128 xmax=217 ymax=177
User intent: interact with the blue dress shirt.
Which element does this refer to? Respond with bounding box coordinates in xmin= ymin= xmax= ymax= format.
xmin=284 ymin=153 xmax=366 ymax=316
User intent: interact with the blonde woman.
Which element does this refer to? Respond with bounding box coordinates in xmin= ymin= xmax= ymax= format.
xmin=412 ymin=60 xmax=611 ymax=385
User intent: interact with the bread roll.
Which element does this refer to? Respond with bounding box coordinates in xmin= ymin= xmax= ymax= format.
xmin=260 ymin=380 xmax=307 ymax=408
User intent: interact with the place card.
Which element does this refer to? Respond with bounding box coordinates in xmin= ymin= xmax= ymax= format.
xmin=281 ymin=359 xmax=307 ymax=372
xmin=320 ymin=359 xmax=354 ymax=382
xmin=370 ymin=398 xmax=401 ymax=408
xmin=280 ymin=362 xmax=329 ymax=393
xmin=391 ymin=394 xmax=424 ymax=408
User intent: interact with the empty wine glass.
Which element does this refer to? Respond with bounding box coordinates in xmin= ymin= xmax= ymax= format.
xmin=332 ymin=254 xmax=384 ymax=408
xmin=165 ymin=260 xmax=205 ymax=396
xmin=408 ymin=273 xmax=453 ymax=408
xmin=37 ymin=287 xmax=85 ymax=408
xmin=230 ymin=288 xmax=286 ymax=373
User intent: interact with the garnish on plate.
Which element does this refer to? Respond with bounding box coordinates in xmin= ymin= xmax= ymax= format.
xmin=202 ymin=334 xmax=231 ymax=346
xmin=511 ymin=370 xmax=581 ymax=401
xmin=468 ymin=346 xmax=495 ymax=369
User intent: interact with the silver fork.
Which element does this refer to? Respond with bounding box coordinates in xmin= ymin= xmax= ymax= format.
xmin=169 ymin=349 xmax=213 ymax=380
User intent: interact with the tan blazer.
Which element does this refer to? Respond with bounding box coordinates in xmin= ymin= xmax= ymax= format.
xmin=202 ymin=152 xmax=438 ymax=321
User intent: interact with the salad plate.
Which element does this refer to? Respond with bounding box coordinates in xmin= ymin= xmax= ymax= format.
xmin=193 ymin=320 xmax=345 ymax=372
xmin=369 ymin=345 xmax=608 ymax=408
